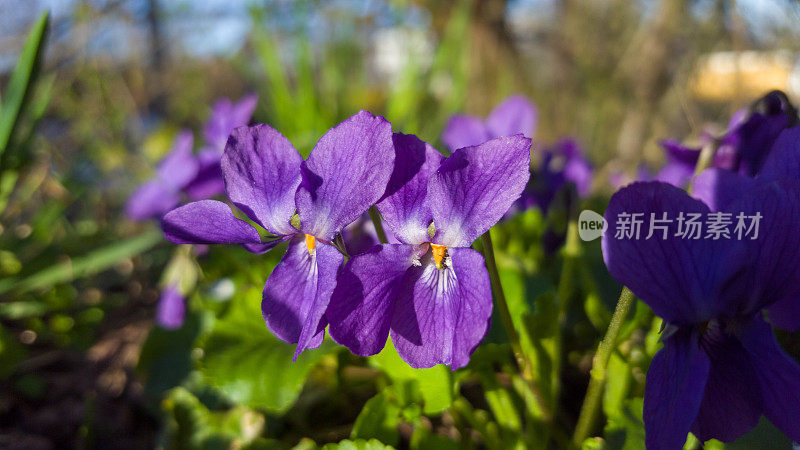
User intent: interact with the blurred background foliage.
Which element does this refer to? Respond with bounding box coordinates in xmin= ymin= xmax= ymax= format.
xmin=0 ymin=0 xmax=799 ymax=448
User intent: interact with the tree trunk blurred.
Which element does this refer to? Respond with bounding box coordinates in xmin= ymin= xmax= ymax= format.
xmin=423 ymin=0 xmax=525 ymax=113
xmin=146 ymin=0 xmax=166 ymax=114
xmin=616 ymin=0 xmax=691 ymax=162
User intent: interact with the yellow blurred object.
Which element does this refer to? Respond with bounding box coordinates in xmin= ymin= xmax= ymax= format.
xmin=691 ymin=51 xmax=800 ymax=101
xmin=143 ymin=126 xmax=181 ymax=161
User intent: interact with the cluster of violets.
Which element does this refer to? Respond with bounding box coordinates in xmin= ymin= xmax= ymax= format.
xmin=159 ymin=107 xmax=534 ymax=369
xmin=128 ymin=91 xmax=800 ymax=447
xmin=603 ymin=91 xmax=800 ymax=447
xmin=127 ymin=95 xmax=258 ymax=328
xmin=150 ymin=95 xmax=594 ymax=368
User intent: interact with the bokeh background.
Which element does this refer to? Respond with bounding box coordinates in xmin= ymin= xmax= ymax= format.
xmin=1 ymin=0 xmax=799 ymax=448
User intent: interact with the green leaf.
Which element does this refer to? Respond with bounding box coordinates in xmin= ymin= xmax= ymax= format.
xmin=602 ymin=353 xmax=631 ymax=419
xmin=0 ymin=10 xmax=49 ymax=155
xmin=410 ymin=426 xmax=459 ymax=450
xmin=584 ymin=290 xmax=612 ymax=331
xmin=497 ymin=263 xmax=559 ymax=412
xmin=0 ymin=230 xmax=163 ymax=294
xmin=0 ymin=169 xmax=19 ymax=214
xmin=1 ymin=72 xmax=55 ymax=172
xmin=720 ymin=416 xmax=792 ymax=449
xmin=0 ymin=324 xmax=27 ymax=379
xmin=199 ymin=287 xmax=333 ymax=413
xmin=351 ymin=391 xmax=402 ymax=446
xmin=162 ymin=387 xmax=267 ymax=449
xmin=581 ymin=437 xmax=610 ymax=450
xmin=604 ymin=398 xmax=645 ymax=450
xmin=321 ymin=439 xmax=395 ymax=450
xmin=138 ymin=313 xmax=203 ymax=398
xmin=476 ymin=370 xmax=522 ymax=433
xmin=369 ymin=338 xmax=454 ymax=414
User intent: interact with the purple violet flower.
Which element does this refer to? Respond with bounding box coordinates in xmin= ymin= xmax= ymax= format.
xmin=160 ymin=111 xmax=395 ymax=358
xmin=441 ymin=95 xmax=536 ymax=152
xmin=603 ymin=179 xmax=800 ymax=447
xmin=126 ymin=131 xmax=199 ymax=221
xmin=204 ymin=95 xmax=260 ymax=154
xmin=621 ymin=92 xmax=796 ymax=191
xmin=692 ymin=126 xmax=800 ymax=332
xmin=126 ymin=95 xmax=258 ymax=221
xmin=524 ymin=138 xmax=592 ymax=212
xmin=647 ymin=91 xmax=797 ymax=190
xmin=652 ymin=140 xmax=702 ymax=188
xmin=156 ymin=284 xmax=186 ymax=330
xmin=723 ymin=91 xmax=797 ymax=176
xmin=184 ymin=95 xmax=259 ymax=199
xmin=326 ymin=133 xmax=531 ymax=369
xmin=341 ymin=213 xmax=397 ymax=256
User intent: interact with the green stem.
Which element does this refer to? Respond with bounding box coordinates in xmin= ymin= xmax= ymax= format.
xmin=572 ymin=287 xmax=635 ymax=446
xmin=480 ymin=230 xmax=551 ymax=421
xmin=368 ymin=206 xmax=388 ymax=244
xmin=688 ymin=139 xmax=719 ymax=194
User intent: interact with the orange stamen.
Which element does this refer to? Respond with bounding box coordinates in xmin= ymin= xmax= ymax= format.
xmin=430 ymin=243 xmax=447 ymax=269
xmin=305 ymin=234 xmax=316 ymax=254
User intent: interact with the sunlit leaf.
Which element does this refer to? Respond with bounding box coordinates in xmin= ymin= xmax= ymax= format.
xmin=0 ymin=10 xmax=49 ymax=155
xmin=162 ymin=387 xmax=268 ymax=449
xmin=602 ymin=352 xmax=631 ymax=419
xmin=321 ymin=439 xmax=394 ymax=450
xmin=603 ymin=398 xmax=645 ymax=450
xmin=369 ymin=338 xmax=454 ymax=414
xmin=199 ymin=287 xmax=333 ymax=413
xmin=351 ymin=391 xmax=402 ymax=447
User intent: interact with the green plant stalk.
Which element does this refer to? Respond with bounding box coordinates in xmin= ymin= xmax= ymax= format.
xmin=688 ymin=139 xmax=720 ymax=194
xmin=0 ymin=11 xmax=49 ymax=155
xmin=368 ymin=206 xmax=388 ymax=244
xmin=573 ymin=137 xmax=714 ymax=444
xmin=480 ymin=230 xmax=551 ymax=421
xmin=572 ymin=287 xmax=635 ymax=445
xmin=551 ymin=219 xmax=582 ymax=416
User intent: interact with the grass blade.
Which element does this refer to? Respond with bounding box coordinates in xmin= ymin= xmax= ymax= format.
xmin=0 ymin=230 xmax=163 ymax=295
xmin=0 ymin=11 xmax=50 ymax=155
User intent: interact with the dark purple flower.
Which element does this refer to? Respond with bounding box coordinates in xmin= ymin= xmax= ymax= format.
xmin=341 ymin=213 xmax=398 ymax=256
xmin=651 ymin=137 xmax=742 ymax=188
xmin=327 ymin=133 xmax=531 ymax=369
xmin=156 ymin=284 xmax=186 ymax=329
xmin=656 ymin=92 xmax=797 ymax=187
xmin=653 ymin=140 xmax=701 ymax=187
xmin=441 ymin=95 xmax=536 ymax=151
xmin=603 ymin=180 xmax=800 ymax=447
xmin=184 ymin=95 xmax=259 ymax=200
xmin=623 ymin=92 xmax=796 ymax=191
xmin=127 ymin=96 xmax=258 ymax=221
xmin=203 ymin=95 xmax=259 ymax=154
xmin=692 ymin=126 xmax=800 ymax=331
xmin=161 ymin=111 xmax=395 ymax=358
xmin=723 ymin=91 xmax=797 ymax=176
xmin=127 ymin=131 xmax=199 ymax=221
xmin=523 ymin=138 xmax=592 ymax=212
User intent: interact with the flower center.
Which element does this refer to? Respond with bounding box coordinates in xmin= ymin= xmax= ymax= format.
xmin=305 ymin=234 xmax=316 ymax=254
xmin=430 ymin=243 xmax=447 ymax=269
